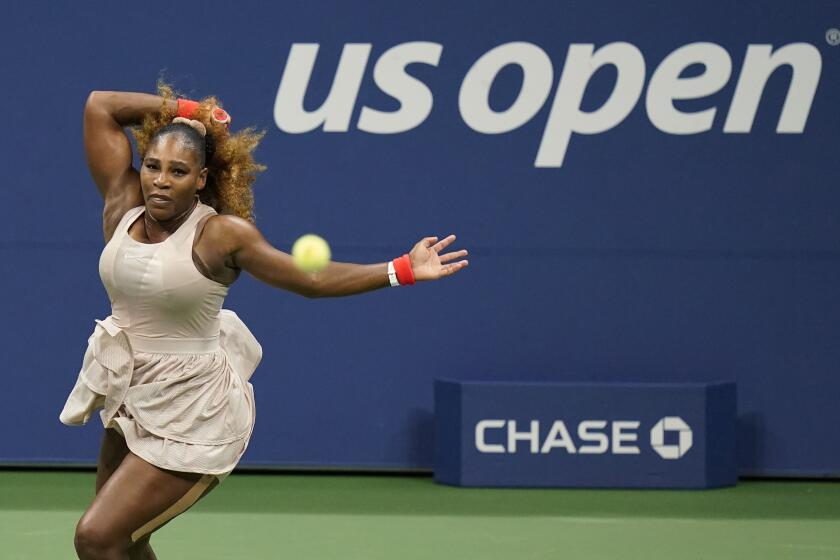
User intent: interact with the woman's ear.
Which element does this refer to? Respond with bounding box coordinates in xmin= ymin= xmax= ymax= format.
xmin=197 ymin=167 xmax=208 ymax=191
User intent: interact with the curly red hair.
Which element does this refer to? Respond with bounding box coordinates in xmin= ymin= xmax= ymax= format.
xmin=132 ymin=82 xmax=266 ymax=222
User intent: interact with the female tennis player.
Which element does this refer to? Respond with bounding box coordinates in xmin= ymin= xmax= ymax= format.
xmin=60 ymin=85 xmax=468 ymax=560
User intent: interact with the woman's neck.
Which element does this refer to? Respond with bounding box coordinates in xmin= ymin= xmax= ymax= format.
xmin=144 ymin=197 xmax=198 ymax=241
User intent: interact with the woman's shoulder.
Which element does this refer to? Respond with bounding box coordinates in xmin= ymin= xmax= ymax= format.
xmin=204 ymin=213 xmax=258 ymax=237
xmin=196 ymin=213 xmax=259 ymax=255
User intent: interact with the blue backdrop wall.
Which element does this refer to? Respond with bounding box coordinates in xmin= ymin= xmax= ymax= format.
xmin=1 ymin=0 xmax=838 ymax=476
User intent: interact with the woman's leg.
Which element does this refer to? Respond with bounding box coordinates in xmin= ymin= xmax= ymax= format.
xmin=93 ymin=428 xmax=157 ymax=558
xmin=75 ymin=450 xmax=218 ymax=560
xmin=95 ymin=428 xmax=130 ymax=493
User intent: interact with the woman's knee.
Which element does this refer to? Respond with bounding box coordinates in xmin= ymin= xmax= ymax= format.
xmin=74 ymin=514 xmax=128 ymax=559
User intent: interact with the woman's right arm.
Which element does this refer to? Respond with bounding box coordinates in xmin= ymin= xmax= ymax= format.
xmin=83 ymin=91 xmax=175 ymax=240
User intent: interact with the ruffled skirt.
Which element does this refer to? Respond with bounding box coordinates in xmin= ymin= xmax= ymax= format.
xmin=60 ymin=312 xmax=260 ymax=481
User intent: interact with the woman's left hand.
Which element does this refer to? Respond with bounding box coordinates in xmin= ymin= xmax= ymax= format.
xmin=409 ymin=235 xmax=469 ymax=281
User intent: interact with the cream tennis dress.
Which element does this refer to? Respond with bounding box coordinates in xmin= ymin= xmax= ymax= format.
xmin=60 ymin=201 xmax=261 ymax=481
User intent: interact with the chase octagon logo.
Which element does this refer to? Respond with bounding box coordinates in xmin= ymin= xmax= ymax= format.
xmin=651 ymin=416 xmax=693 ymax=459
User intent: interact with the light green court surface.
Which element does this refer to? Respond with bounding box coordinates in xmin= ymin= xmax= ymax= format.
xmin=1 ymin=471 xmax=838 ymax=560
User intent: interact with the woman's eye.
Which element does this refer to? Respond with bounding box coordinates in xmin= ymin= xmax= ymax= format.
xmin=145 ymin=163 xmax=158 ymax=170
xmin=173 ymin=169 xmax=186 ymax=175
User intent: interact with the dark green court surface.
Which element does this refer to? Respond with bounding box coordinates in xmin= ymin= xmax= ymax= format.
xmin=1 ymin=471 xmax=838 ymax=559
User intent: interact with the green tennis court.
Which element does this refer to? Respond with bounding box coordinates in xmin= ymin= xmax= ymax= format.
xmin=2 ymin=471 xmax=838 ymax=559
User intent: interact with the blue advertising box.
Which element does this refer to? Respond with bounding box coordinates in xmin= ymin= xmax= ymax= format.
xmin=434 ymin=380 xmax=736 ymax=488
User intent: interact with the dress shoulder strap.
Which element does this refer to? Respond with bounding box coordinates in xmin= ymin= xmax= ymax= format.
xmin=123 ymin=205 xmax=146 ymax=223
xmin=187 ymin=203 xmax=218 ymax=242
xmin=113 ymin=206 xmax=145 ymax=240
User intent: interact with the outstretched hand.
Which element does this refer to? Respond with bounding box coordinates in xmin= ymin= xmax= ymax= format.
xmin=409 ymin=235 xmax=469 ymax=281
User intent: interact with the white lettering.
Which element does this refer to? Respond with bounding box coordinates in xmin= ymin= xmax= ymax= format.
xmin=577 ymin=420 xmax=609 ymax=454
xmin=724 ymin=43 xmax=822 ymax=133
xmin=535 ymin=42 xmax=646 ymax=167
xmin=611 ymin=421 xmax=641 ymax=454
xmin=507 ymin=420 xmax=540 ymax=453
xmin=459 ymin=42 xmax=554 ymax=134
xmin=539 ymin=420 xmax=577 ymax=454
xmin=273 ymin=41 xmax=823 ymax=168
xmin=274 ymin=43 xmax=371 ymax=133
xmin=646 ymin=43 xmax=732 ymax=134
xmin=475 ymin=419 xmax=506 ymax=453
xmin=358 ymin=42 xmax=443 ymax=134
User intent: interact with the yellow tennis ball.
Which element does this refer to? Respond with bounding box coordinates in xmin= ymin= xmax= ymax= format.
xmin=292 ymin=234 xmax=331 ymax=273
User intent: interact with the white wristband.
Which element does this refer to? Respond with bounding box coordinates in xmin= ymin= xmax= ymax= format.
xmin=387 ymin=261 xmax=400 ymax=287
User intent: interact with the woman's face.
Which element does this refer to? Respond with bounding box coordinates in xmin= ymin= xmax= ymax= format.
xmin=140 ymin=132 xmax=208 ymax=220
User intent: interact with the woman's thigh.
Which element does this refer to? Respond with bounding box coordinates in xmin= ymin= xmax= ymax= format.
xmin=95 ymin=428 xmax=131 ymax=493
xmin=77 ymin=452 xmax=218 ymax=551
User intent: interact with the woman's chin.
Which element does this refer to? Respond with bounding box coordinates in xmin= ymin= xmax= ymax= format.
xmin=145 ymin=203 xmax=175 ymax=221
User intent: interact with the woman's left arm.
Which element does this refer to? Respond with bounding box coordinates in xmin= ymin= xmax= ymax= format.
xmin=212 ymin=216 xmax=468 ymax=298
